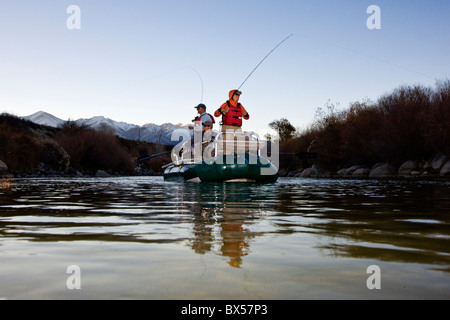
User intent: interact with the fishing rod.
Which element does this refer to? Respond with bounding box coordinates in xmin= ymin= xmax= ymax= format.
xmin=138 ymin=151 xmax=171 ymax=162
xmin=238 ymin=34 xmax=294 ymax=90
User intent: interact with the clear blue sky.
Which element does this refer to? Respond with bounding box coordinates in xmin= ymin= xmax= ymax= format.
xmin=1 ymin=0 xmax=449 ymax=136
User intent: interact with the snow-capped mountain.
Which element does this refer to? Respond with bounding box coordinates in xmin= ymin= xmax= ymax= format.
xmin=24 ymin=111 xmax=66 ymax=128
xmin=23 ymin=111 xmax=190 ymax=146
xmin=74 ymin=116 xmax=141 ymax=135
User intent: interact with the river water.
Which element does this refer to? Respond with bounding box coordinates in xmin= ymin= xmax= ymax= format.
xmin=0 ymin=176 xmax=449 ymax=299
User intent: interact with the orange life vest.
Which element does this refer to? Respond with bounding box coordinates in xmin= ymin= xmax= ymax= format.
xmin=221 ymin=101 xmax=243 ymax=127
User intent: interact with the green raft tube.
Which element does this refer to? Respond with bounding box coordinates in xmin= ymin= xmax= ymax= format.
xmin=163 ymin=153 xmax=278 ymax=183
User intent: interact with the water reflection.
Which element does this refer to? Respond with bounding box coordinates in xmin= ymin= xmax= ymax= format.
xmin=0 ymin=179 xmax=269 ymax=270
xmin=186 ymin=183 xmax=269 ymax=268
xmin=271 ymin=179 xmax=450 ymax=272
xmin=1 ymin=177 xmax=449 ymax=272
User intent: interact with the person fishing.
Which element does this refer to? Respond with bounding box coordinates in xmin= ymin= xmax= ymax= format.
xmin=212 ymin=34 xmax=292 ymax=134
xmin=214 ymin=90 xmax=250 ymax=133
xmin=186 ymin=105 xmax=213 ymax=161
xmin=188 ymin=103 xmax=215 ymax=140
xmin=189 ymin=104 xmax=214 ymax=131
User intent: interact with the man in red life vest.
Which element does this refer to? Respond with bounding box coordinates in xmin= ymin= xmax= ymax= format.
xmin=214 ymin=90 xmax=250 ymax=133
xmin=189 ymin=104 xmax=215 ymax=130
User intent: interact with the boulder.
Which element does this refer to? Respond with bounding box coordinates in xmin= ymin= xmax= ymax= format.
xmin=300 ymin=167 xmax=314 ymax=177
xmin=371 ymin=162 xmax=385 ymax=170
xmin=440 ymin=161 xmax=450 ymax=176
xmin=337 ymin=168 xmax=349 ymax=176
xmin=398 ymin=160 xmax=419 ymax=175
xmin=337 ymin=165 xmax=361 ymax=176
xmin=40 ymin=139 xmax=70 ymax=172
xmin=352 ymin=168 xmax=370 ymax=177
xmin=431 ymin=153 xmax=448 ymax=172
xmin=0 ymin=160 xmax=8 ymax=173
xmin=95 ymin=170 xmax=111 ymax=177
xmin=369 ymin=163 xmax=396 ymax=178
xmin=301 ymin=164 xmax=321 ymax=177
xmin=347 ymin=165 xmax=362 ymax=175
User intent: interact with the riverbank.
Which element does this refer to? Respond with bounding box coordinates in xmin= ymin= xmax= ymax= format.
xmin=2 ymin=162 xmax=449 ymax=181
xmin=279 ymin=153 xmax=450 ymax=180
xmin=0 ymin=162 xmax=162 ymax=179
xmin=0 ymin=113 xmax=170 ymax=178
xmin=2 ymin=148 xmax=450 ymax=181
xmin=275 ymin=81 xmax=449 ymax=179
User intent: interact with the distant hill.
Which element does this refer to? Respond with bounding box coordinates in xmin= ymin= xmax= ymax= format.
xmin=1 ymin=112 xmax=171 ymax=175
xmin=23 ymin=111 xmax=190 ymax=146
xmin=24 ymin=111 xmax=65 ymax=128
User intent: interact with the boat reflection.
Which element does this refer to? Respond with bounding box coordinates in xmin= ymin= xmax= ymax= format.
xmin=184 ymin=182 xmax=270 ymax=268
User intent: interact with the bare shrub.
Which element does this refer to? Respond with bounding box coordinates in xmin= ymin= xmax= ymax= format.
xmin=54 ymin=123 xmax=135 ymax=174
xmin=279 ymin=80 xmax=449 ymax=169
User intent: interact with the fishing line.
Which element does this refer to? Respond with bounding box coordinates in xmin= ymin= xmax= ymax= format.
xmin=238 ymin=34 xmax=295 ymax=90
xmin=296 ymin=32 xmax=435 ymax=80
xmin=190 ymin=67 xmax=204 ymax=103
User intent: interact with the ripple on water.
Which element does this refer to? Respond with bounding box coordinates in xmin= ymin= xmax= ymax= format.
xmin=0 ymin=177 xmax=449 ymax=299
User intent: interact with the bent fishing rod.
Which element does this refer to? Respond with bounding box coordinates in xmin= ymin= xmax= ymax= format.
xmin=238 ymin=34 xmax=294 ymax=90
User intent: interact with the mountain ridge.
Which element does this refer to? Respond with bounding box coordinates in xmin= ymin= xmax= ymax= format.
xmin=23 ymin=111 xmax=190 ymax=146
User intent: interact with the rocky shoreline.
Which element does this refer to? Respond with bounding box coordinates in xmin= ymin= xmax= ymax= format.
xmin=0 ymin=160 xmax=162 ymax=179
xmin=279 ymin=153 xmax=450 ymax=179
xmin=2 ymin=153 xmax=450 ymax=181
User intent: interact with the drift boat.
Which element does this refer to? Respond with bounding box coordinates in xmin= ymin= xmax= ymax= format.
xmin=163 ymin=131 xmax=279 ymax=183
xmin=164 ymin=154 xmax=278 ymax=183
